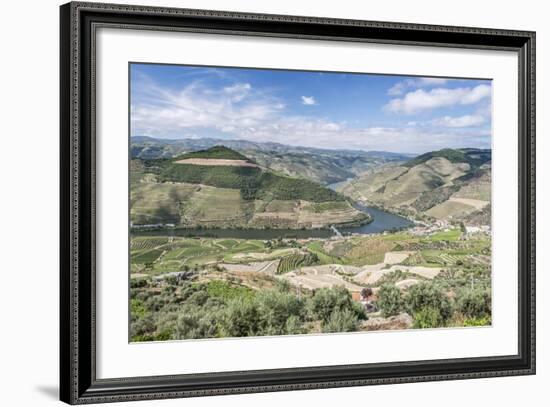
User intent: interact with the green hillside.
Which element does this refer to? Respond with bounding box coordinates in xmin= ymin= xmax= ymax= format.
xmin=405 ymin=148 xmax=491 ymax=169
xmin=142 ymin=147 xmax=344 ymax=203
xmin=130 ymin=136 xmax=410 ymax=185
xmin=174 ymin=145 xmax=251 ymax=161
xmin=338 ymin=148 xmax=491 ymax=224
xmin=131 ymin=146 xmax=369 ymax=229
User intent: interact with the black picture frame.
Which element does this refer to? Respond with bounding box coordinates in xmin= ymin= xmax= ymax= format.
xmin=60 ymin=2 xmax=536 ymax=404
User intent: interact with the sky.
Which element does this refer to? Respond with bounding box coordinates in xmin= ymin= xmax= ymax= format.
xmin=130 ymin=63 xmax=492 ymax=154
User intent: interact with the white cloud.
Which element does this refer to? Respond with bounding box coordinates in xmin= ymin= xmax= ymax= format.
xmin=388 ymin=77 xmax=449 ymax=96
xmin=301 ymin=96 xmax=317 ymax=105
xmin=384 ymin=84 xmax=491 ymax=114
xmin=409 ymin=114 xmax=487 ymax=128
xmin=222 ymin=83 xmax=251 ymax=102
xmin=131 ymin=75 xmax=490 ymax=153
xmin=431 ymin=114 xmax=486 ymax=128
xmin=417 ymin=78 xmax=449 ymax=86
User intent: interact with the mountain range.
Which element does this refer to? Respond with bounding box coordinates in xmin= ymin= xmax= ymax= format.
xmin=130 ymin=136 xmax=411 ymax=185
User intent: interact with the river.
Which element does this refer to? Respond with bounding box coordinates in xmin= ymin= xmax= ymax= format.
xmin=132 ymin=185 xmax=413 ymax=239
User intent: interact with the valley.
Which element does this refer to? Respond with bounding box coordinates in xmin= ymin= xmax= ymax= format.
xmin=129 ymin=139 xmax=492 ymax=342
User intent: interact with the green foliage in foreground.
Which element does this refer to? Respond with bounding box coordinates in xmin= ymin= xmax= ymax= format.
xmin=377 ymin=284 xmax=404 ymax=317
xmin=407 ymin=282 xmax=452 ymax=321
xmin=130 ymin=281 xmax=366 ymax=342
xmin=413 ymin=306 xmax=444 ymax=329
xmin=456 ymin=288 xmax=491 ymax=318
xmin=375 ymin=279 xmax=492 ymax=329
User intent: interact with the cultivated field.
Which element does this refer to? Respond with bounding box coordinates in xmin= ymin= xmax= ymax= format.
xmin=130 ymin=228 xmax=492 ymax=341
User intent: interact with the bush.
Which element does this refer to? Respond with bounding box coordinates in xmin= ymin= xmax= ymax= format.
xmin=130 ymin=314 xmax=155 ymax=339
xmin=172 ymin=307 xmax=220 ymax=339
xmin=256 ymin=289 xmax=305 ymax=335
xmin=377 ymin=284 xmax=404 ymax=317
xmin=219 ymin=298 xmax=261 ymax=337
xmin=464 ymin=315 xmax=491 ymax=327
xmin=407 ymin=282 xmax=452 ymax=321
xmin=413 ymin=306 xmax=443 ymax=329
xmin=186 ymin=290 xmax=209 ymax=306
xmin=308 ymin=286 xmax=363 ymax=322
xmin=456 ymin=288 xmax=491 ymax=318
xmin=322 ymin=309 xmax=360 ymax=333
xmin=130 ymin=278 xmax=148 ymax=289
xmin=285 ymin=315 xmax=306 ymax=335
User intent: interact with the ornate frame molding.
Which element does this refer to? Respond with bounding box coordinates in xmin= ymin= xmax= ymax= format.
xmin=60 ymin=2 xmax=535 ymax=404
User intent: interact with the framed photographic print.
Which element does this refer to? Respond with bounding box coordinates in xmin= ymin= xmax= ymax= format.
xmin=60 ymin=2 xmax=536 ymax=404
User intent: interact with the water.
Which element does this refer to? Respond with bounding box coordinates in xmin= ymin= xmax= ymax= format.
xmin=133 ymin=178 xmax=413 ymax=239
xmin=340 ymin=204 xmax=413 ymax=235
xmin=329 ymin=179 xmax=413 ymax=234
xmin=132 ymin=203 xmax=412 ymax=239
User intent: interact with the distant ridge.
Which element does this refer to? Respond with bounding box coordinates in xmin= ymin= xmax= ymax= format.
xmin=130 ymin=136 xmax=412 ymax=186
xmin=405 ymin=148 xmax=491 ymax=169
xmin=130 ymin=136 xmax=414 ymax=157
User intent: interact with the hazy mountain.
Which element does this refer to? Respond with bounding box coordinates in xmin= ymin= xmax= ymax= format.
xmin=130 ymin=136 xmax=411 ymax=185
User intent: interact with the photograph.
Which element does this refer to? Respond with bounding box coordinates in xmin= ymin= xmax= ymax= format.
xmin=129 ymin=63 xmax=493 ymax=342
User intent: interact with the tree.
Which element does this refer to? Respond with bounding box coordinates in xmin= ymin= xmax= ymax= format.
xmin=456 ymin=288 xmax=491 ymax=318
xmin=377 ymin=284 xmax=404 ymax=317
xmin=255 ymin=289 xmax=304 ymax=335
xmin=220 ymin=298 xmax=261 ymax=337
xmin=407 ymin=282 xmax=452 ymax=321
xmin=308 ymin=286 xmax=363 ymax=323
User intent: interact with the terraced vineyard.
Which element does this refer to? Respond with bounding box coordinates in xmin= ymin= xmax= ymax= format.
xmin=276 ymin=253 xmax=319 ymax=274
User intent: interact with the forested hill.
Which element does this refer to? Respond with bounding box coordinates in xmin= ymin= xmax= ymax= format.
xmin=141 ymin=146 xmax=344 ymax=202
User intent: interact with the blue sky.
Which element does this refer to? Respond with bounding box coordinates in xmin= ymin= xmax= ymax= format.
xmin=130 ymin=63 xmax=492 ymax=154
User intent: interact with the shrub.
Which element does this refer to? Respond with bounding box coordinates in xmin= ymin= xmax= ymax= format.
xmin=377 ymin=284 xmax=404 ymax=317
xmin=256 ymin=289 xmax=305 ymax=335
xmin=130 ymin=278 xmax=148 ymax=289
xmin=456 ymin=288 xmax=491 ymax=318
xmin=285 ymin=315 xmax=306 ymax=335
xmin=130 ymin=314 xmax=155 ymax=339
xmin=464 ymin=315 xmax=491 ymax=327
xmin=322 ymin=309 xmax=360 ymax=333
xmin=308 ymin=286 xmax=362 ymax=322
xmin=413 ymin=306 xmax=443 ymax=329
xmin=173 ymin=307 xmax=219 ymax=339
xmin=407 ymin=282 xmax=452 ymax=321
xmin=186 ymin=290 xmax=209 ymax=306
xmin=130 ymin=298 xmax=147 ymax=318
xmin=220 ymin=298 xmax=261 ymax=337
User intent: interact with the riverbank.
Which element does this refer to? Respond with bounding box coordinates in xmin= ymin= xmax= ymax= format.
xmin=131 ymin=203 xmax=414 ymax=239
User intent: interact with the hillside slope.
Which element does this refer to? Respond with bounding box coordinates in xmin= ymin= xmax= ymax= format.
xmin=338 ymin=148 xmax=491 ymax=224
xmin=130 ymin=136 xmax=410 ymax=185
xmin=131 ymin=146 xmax=370 ymax=229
